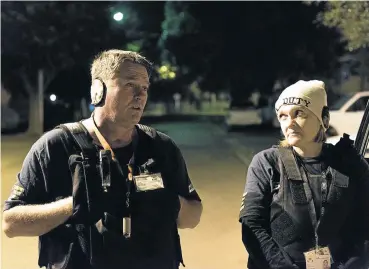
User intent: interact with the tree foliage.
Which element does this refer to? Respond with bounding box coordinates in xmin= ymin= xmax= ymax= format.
xmin=1 ymin=2 xmax=129 ymax=93
xmin=1 ymin=1 xmax=163 ymax=134
xmin=159 ymin=2 xmax=342 ymax=99
xmin=1 ymin=2 xmax=164 ymax=93
xmin=315 ymin=1 xmax=369 ymax=50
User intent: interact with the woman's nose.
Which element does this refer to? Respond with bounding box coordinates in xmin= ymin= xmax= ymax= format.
xmin=285 ymin=117 xmax=296 ymax=128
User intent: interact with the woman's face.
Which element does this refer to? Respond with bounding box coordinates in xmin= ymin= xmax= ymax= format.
xmin=278 ymin=105 xmax=321 ymax=147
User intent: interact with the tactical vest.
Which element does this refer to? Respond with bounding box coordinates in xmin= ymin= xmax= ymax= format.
xmin=38 ymin=122 xmax=184 ymax=269
xmin=269 ymin=146 xmax=358 ymax=268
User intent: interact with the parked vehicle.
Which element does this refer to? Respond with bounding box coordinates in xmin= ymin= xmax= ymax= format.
xmin=328 ymin=91 xmax=369 ymax=137
xmin=225 ymin=100 xmax=262 ymax=131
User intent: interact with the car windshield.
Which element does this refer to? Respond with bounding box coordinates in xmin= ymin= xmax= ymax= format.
xmin=331 ymin=93 xmax=355 ymax=110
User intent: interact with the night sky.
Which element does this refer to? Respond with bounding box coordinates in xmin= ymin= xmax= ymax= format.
xmin=2 ymin=1 xmax=344 ymax=109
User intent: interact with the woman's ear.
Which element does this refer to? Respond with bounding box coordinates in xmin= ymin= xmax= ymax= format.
xmin=322 ymin=106 xmax=330 ymax=129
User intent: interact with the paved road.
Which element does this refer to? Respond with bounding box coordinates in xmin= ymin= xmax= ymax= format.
xmin=1 ymin=120 xmax=280 ymax=269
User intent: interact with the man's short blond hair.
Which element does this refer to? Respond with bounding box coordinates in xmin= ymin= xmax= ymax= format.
xmin=90 ymin=49 xmax=152 ymax=81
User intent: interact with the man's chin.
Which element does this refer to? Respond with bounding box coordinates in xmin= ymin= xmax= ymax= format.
xmin=131 ymin=112 xmax=143 ymax=123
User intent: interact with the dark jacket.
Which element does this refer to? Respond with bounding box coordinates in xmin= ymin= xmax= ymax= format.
xmin=239 ymin=144 xmax=369 ymax=269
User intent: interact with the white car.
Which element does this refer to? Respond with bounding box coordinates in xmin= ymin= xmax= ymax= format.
xmin=328 ymin=91 xmax=369 ymax=137
xmin=225 ymin=101 xmax=262 ymax=131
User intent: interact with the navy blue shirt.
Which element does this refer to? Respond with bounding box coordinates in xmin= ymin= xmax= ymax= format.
xmin=4 ymin=127 xmax=200 ymax=210
xmin=4 ymin=125 xmax=201 ymax=269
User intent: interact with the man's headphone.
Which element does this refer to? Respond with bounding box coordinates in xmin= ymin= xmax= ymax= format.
xmin=90 ymin=78 xmax=106 ymax=107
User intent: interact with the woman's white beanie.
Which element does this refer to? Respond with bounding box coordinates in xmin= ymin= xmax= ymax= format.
xmin=275 ymin=80 xmax=328 ymax=130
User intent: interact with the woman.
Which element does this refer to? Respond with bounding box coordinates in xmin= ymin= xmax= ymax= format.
xmin=239 ymin=80 xmax=369 ymax=269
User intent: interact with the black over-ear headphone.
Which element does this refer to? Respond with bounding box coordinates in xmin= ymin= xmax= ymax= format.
xmin=90 ymin=78 xmax=106 ymax=107
xmin=322 ymin=106 xmax=330 ymax=129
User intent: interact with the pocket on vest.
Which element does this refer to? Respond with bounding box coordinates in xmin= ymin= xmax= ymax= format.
xmin=271 ymin=211 xmax=298 ymax=246
xmin=289 ymin=180 xmax=309 ymax=204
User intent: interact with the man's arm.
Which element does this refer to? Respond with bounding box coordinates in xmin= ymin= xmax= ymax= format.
xmin=177 ymin=195 xmax=203 ymax=229
xmin=2 ymin=130 xmax=75 ymax=238
xmin=167 ymin=140 xmax=203 ymax=229
xmin=2 ymin=197 xmax=73 ymax=238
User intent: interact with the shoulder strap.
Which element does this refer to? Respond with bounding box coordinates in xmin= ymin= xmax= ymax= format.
xmin=136 ymin=123 xmax=158 ymax=139
xmin=278 ymin=147 xmax=318 ymax=234
xmin=278 ymin=147 xmax=303 ymax=181
xmin=55 ymin=122 xmax=96 ymax=157
xmin=135 ymin=123 xmax=162 ymax=152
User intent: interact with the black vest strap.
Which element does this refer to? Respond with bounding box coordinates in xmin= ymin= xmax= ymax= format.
xmin=56 ymin=122 xmax=96 ymax=158
xmin=279 ymin=147 xmax=320 ymax=247
xmin=279 ymin=147 xmax=302 ymax=181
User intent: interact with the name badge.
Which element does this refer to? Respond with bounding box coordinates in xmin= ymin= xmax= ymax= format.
xmin=304 ymin=247 xmax=331 ymax=269
xmin=133 ymin=173 xmax=164 ymax=192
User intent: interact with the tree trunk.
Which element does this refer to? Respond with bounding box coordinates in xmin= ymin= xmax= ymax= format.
xmin=23 ymin=69 xmax=44 ymax=136
xmin=27 ymin=91 xmax=42 ymax=136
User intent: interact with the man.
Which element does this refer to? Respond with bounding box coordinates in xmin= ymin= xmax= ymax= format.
xmin=2 ymin=49 xmax=203 ymax=269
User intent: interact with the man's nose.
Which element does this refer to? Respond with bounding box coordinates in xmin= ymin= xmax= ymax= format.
xmin=133 ymin=87 xmax=146 ymax=99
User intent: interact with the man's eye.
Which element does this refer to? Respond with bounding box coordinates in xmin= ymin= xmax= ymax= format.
xmin=126 ymin=83 xmax=135 ymax=87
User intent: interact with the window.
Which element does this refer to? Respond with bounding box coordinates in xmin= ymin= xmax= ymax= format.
xmin=347 ymin=96 xmax=369 ymax=112
xmin=331 ymin=93 xmax=355 ymax=110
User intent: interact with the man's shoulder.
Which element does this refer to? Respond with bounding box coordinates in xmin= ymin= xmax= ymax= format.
xmin=137 ymin=124 xmax=176 ymax=147
xmin=32 ymin=127 xmax=67 ymax=151
xmin=31 ymin=124 xmax=80 ymax=156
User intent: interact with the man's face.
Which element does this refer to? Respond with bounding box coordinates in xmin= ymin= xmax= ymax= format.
xmin=103 ymin=61 xmax=150 ymax=127
xmin=278 ymin=105 xmax=321 ymax=147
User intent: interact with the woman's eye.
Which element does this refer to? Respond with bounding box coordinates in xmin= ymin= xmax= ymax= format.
xmin=279 ymin=114 xmax=287 ymax=120
xmin=126 ymin=83 xmax=134 ymax=87
xmin=296 ymin=110 xmax=305 ymax=117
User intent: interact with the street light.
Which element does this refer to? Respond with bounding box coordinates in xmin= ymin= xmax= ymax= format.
xmin=50 ymin=94 xmax=57 ymax=102
xmin=113 ymin=12 xmax=124 ymax=22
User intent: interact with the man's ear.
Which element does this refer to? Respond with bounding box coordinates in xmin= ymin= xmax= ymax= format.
xmin=91 ymin=79 xmax=106 ymax=106
xmin=322 ymin=106 xmax=330 ymax=129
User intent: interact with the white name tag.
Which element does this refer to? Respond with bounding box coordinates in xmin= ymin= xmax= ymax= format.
xmin=133 ymin=173 xmax=164 ymax=192
xmin=304 ymin=247 xmax=331 ymax=269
